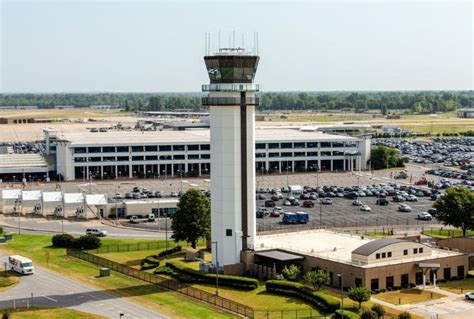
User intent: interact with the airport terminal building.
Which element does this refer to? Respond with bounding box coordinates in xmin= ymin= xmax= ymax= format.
xmin=52 ymin=128 xmax=371 ymax=181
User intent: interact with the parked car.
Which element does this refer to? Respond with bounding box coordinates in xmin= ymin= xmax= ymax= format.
xmin=125 ymin=192 xmax=133 ymax=199
xmin=465 ymin=292 xmax=474 ymax=300
xmin=114 ymin=193 xmax=124 ymax=200
xmin=427 ymin=208 xmax=438 ymax=217
xmin=321 ymin=198 xmax=333 ymax=205
xmin=258 ymin=194 xmax=266 ymax=200
xmin=265 ymin=200 xmax=276 ymax=208
xmin=86 ymin=228 xmax=108 ymax=237
xmin=415 ymin=177 xmax=428 ymax=185
xmin=133 ymin=187 xmax=140 ymax=193
xmin=406 ymin=195 xmax=418 ymax=202
xmin=283 ymin=200 xmax=292 ymax=206
xmin=359 ymin=205 xmax=371 ymax=212
xmin=302 ymin=200 xmax=315 ymax=208
xmin=376 ymin=198 xmax=389 ymax=206
xmin=352 ymin=200 xmax=363 ymax=206
xmin=129 ymin=216 xmax=139 ymax=224
xmin=394 ymin=171 xmax=408 ymax=179
xmin=392 ymin=195 xmax=405 ymax=202
xmin=398 ymin=204 xmax=412 ymax=212
xmin=417 ymin=212 xmax=433 ymax=220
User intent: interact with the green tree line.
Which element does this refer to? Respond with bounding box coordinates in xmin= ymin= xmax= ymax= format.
xmin=1 ymin=91 xmax=471 ymax=114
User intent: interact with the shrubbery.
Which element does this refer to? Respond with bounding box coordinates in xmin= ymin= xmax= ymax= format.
xmin=157 ymin=261 xmax=258 ymax=290
xmin=398 ymin=311 xmax=412 ymax=319
xmin=360 ymin=310 xmax=378 ymax=319
xmin=371 ymin=304 xmax=385 ymax=319
xmin=140 ymin=255 xmax=160 ymax=270
xmin=281 ymin=264 xmax=301 ymax=281
xmin=333 ymin=309 xmax=360 ymax=319
xmin=157 ymin=246 xmax=182 ymax=258
xmin=52 ymin=234 xmax=75 ymax=248
xmin=51 ymin=234 xmax=101 ymax=250
xmin=265 ymin=280 xmax=340 ymax=312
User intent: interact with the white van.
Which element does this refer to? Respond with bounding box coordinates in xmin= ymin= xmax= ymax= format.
xmin=8 ymin=255 xmax=34 ymax=275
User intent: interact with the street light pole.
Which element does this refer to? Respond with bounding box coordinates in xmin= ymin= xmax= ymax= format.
xmin=165 ymin=212 xmax=168 ymax=251
xmin=337 ymin=273 xmax=344 ymax=315
xmin=212 ymin=241 xmax=219 ymax=296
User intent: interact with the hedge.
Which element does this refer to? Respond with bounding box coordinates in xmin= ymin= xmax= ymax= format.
xmin=157 ymin=246 xmax=182 ymax=258
xmin=52 ymin=233 xmax=75 ymax=248
xmin=333 ymin=310 xmax=360 ymax=319
xmin=140 ymin=255 xmax=160 ymax=270
xmin=265 ymin=280 xmax=340 ymax=312
xmin=162 ymin=261 xmax=258 ymax=290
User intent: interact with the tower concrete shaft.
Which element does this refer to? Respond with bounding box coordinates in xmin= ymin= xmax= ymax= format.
xmin=203 ymin=48 xmax=260 ymax=266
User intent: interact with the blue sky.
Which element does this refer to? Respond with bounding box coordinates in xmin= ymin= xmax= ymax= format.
xmin=1 ymin=0 xmax=472 ymax=92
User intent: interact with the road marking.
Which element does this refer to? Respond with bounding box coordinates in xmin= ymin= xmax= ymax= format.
xmin=42 ymin=295 xmax=57 ymax=302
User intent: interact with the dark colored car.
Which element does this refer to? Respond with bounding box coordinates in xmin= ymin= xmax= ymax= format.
xmin=376 ymin=198 xmax=389 ymax=206
xmin=302 ymin=200 xmax=315 ymax=208
xmin=265 ymin=200 xmax=276 ymax=208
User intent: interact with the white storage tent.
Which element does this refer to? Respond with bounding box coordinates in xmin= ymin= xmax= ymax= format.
xmin=21 ymin=190 xmax=42 ymax=214
xmin=86 ymin=194 xmax=107 ymax=219
xmin=42 ymin=192 xmax=63 ymax=216
xmin=63 ymin=193 xmax=85 ymax=218
xmin=1 ymin=189 xmax=21 ymax=214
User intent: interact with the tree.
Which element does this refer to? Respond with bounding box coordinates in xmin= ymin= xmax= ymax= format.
xmin=303 ymin=270 xmax=330 ymax=290
xmin=371 ymin=304 xmax=385 ymax=319
xmin=370 ymin=145 xmax=402 ymax=170
xmin=347 ymin=286 xmax=371 ymax=309
xmin=171 ymin=189 xmax=210 ymax=248
xmin=281 ymin=264 xmax=301 ymax=281
xmin=361 ymin=310 xmax=378 ymax=319
xmin=398 ymin=311 xmax=412 ymax=319
xmin=434 ymin=186 xmax=474 ymax=237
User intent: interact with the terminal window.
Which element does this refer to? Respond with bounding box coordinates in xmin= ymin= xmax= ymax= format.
xmin=226 ymin=229 xmax=232 ymax=237
xmin=413 ymin=248 xmax=418 ymax=254
xmin=419 ymin=248 xmax=423 ymax=253
xmin=403 ymin=250 xmax=408 ymax=255
xmin=381 ymin=252 xmax=386 ymax=258
xmin=376 ymin=253 xmax=380 ymax=259
xmin=387 ymin=252 xmax=392 ymax=258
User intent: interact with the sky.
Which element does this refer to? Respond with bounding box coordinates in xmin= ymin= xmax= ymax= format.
xmin=1 ymin=0 xmax=472 ymax=93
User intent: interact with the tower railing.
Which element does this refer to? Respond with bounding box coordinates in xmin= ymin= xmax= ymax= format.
xmin=202 ymin=97 xmax=260 ymax=106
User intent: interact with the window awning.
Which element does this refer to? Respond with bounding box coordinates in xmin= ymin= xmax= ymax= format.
xmin=418 ymin=263 xmax=440 ymax=268
xmin=256 ymin=250 xmax=304 ymax=262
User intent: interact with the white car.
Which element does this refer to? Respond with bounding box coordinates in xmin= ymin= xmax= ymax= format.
xmin=465 ymin=292 xmax=474 ymax=300
xmin=283 ymin=200 xmax=292 ymax=206
xmin=417 ymin=212 xmax=433 ymax=221
xmin=352 ymin=200 xmax=363 ymax=206
xmin=86 ymin=228 xmax=108 ymax=237
xmin=399 ymin=204 xmax=412 ymax=212
xmin=359 ymin=205 xmax=371 ymax=212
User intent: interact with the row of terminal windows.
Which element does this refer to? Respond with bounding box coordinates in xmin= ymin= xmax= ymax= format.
xmin=74 ymin=142 xmax=358 ymax=154
xmin=259 ymin=151 xmax=347 ymax=158
xmin=256 ymin=141 xmax=358 ymax=150
xmin=74 ymin=144 xmax=210 ymax=154
xmin=375 ymin=251 xmax=392 ymax=259
xmin=404 ymin=248 xmax=424 ymax=255
xmin=74 ymin=154 xmax=211 ymax=162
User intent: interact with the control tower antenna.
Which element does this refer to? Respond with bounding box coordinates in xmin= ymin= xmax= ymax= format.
xmin=242 ymin=33 xmax=244 ymax=51
xmin=218 ymin=30 xmax=221 ymax=50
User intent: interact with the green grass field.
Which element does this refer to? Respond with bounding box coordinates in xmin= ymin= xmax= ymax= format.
xmin=0 ymin=234 xmax=235 ymax=319
xmin=0 ymin=267 xmax=19 ymax=292
xmin=374 ymin=288 xmax=444 ymax=305
xmin=421 ymin=228 xmax=474 ymax=239
xmin=438 ymin=278 xmax=474 ymax=294
xmin=1 ymin=308 xmax=106 ymax=319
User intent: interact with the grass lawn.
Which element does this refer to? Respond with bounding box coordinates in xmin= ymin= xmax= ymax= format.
xmin=2 ymin=307 xmax=106 ymax=319
xmin=421 ymin=228 xmax=474 ymax=239
xmin=0 ymin=267 xmax=20 ymax=292
xmin=0 ymin=234 xmax=236 ymax=319
xmin=374 ymin=288 xmax=444 ymax=305
xmin=438 ymin=278 xmax=474 ymax=294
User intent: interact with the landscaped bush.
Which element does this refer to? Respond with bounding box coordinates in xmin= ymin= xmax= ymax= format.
xmin=265 ymin=280 xmax=340 ymax=312
xmin=162 ymin=261 xmax=258 ymax=290
xmin=73 ymin=235 xmax=101 ymax=250
xmin=281 ymin=264 xmax=301 ymax=281
xmin=157 ymin=246 xmax=182 ymax=258
xmin=51 ymin=233 xmax=75 ymax=248
xmin=333 ymin=309 xmax=360 ymax=319
xmin=398 ymin=311 xmax=412 ymax=319
xmin=360 ymin=310 xmax=377 ymax=319
xmin=140 ymin=255 xmax=160 ymax=270
xmin=371 ymin=304 xmax=385 ymax=319
xmin=0 ymin=227 xmax=3 ymax=234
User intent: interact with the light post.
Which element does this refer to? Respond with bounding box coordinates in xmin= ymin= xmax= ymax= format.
xmin=115 ymin=183 xmax=120 ymax=225
xmin=286 ymin=165 xmax=291 ymax=187
xmin=15 ymin=198 xmax=22 ymax=234
xmin=13 ymin=176 xmax=16 ymax=184
xmin=177 ymin=169 xmax=183 ymax=194
xmin=89 ymin=172 xmax=94 ymax=194
xmin=165 ymin=212 xmax=168 ymax=251
xmin=212 ymin=241 xmax=220 ymax=296
xmin=337 ymin=273 xmax=344 ymax=315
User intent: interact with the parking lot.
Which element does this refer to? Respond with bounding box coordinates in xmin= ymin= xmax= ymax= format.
xmin=255 ymin=189 xmax=438 ymax=231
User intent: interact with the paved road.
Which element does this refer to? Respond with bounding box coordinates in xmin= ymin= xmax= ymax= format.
xmin=0 ymin=216 xmax=166 ymax=238
xmin=0 ymin=254 xmax=166 ymax=319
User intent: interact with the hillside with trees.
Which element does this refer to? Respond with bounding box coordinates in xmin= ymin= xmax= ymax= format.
xmin=0 ymin=91 xmax=471 ymax=114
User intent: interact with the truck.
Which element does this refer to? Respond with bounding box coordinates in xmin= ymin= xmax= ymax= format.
xmin=295 ymin=212 xmax=309 ymax=224
xmin=282 ymin=212 xmax=298 ymax=224
xmin=8 ymin=255 xmax=34 ymax=275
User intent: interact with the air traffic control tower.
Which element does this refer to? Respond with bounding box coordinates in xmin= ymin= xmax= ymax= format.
xmin=203 ymin=47 xmax=260 ymax=266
